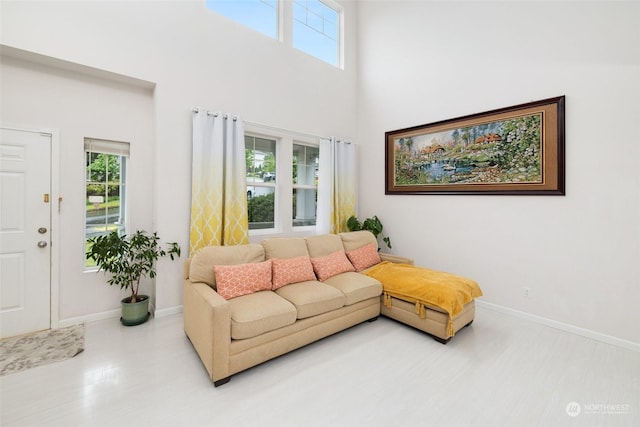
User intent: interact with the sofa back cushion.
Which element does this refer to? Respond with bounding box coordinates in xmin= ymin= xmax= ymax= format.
xmin=214 ymin=260 xmax=273 ymax=299
xmin=305 ymin=234 xmax=345 ymax=258
xmin=189 ymin=244 xmax=265 ymax=290
xmin=261 ymin=237 xmax=309 ymax=259
xmin=339 ymin=230 xmax=378 ymax=252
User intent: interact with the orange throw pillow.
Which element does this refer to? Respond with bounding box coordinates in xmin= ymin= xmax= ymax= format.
xmin=214 ymin=260 xmax=272 ymax=299
xmin=310 ymin=250 xmax=355 ymax=281
xmin=346 ymin=242 xmax=381 ymax=272
xmin=271 ymin=256 xmax=317 ymax=290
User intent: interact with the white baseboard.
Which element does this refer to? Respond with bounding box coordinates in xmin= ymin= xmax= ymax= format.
xmin=154 ymin=305 xmax=183 ymax=318
xmin=58 ymin=308 xmax=121 ymax=328
xmin=476 ymin=300 xmax=640 ymax=353
xmin=57 ymin=305 xmax=183 ymax=328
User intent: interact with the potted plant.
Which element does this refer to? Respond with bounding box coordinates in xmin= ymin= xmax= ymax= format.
xmin=347 ymin=215 xmax=392 ymax=250
xmin=86 ymin=230 xmax=181 ymax=326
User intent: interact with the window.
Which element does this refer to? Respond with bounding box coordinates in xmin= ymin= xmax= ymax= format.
xmin=84 ymin=139 xmax=129 ymax=268
xmin=246 ymin=135 xmax=277 ymax=230
xmin=292 ymin=143 xmax=319 ymax=227
xmin=205 ymin=0 xmax=342 ymax=68
xmin=293 ymin=0 xmax=340 ymax=67
xmin=205 ymin=0 xmax=278 ymax=39
xmin=245 ymin=128 xmax=320 ymax=234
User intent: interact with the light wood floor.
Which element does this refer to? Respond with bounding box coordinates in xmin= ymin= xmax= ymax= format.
xmin=1 ymin=306 xmax=638 ymax=427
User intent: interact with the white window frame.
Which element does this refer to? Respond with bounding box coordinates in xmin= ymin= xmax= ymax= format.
xmin=245 ymin=125 xmax=319 ymax=239
xmin=245 ymin=134 xmax=279 ymax=231
xmin=292 ymin=141 xmax=319 ymax=228
xmin=291 ymin=0 xmax=343 ymax=68
xmin=84 ymin=138 xmax=130 ymax=270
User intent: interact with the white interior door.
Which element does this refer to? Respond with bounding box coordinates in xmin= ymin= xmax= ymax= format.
xmin=1 ymin=128 xmax=52 ymax=338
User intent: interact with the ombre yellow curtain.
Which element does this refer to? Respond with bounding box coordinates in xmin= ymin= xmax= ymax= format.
xmin=190 ymin=110 xmax=248 ymax=255
xmin=317 ymin=137 xmax=357 ymax=234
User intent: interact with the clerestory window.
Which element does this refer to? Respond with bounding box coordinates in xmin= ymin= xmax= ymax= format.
xmin=205 ymin=0 xmax=278 ymax=39
xmin=292 ymin=0 xmax=340 ymax=67
xmin=205 ymin=0 xmax=342 ymax=68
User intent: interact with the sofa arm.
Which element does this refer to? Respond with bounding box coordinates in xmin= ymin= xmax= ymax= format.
xmin=380 ymin=253 xmax=414 ymax=265
xmin=183 ymin=280 xmax=231 ymax=384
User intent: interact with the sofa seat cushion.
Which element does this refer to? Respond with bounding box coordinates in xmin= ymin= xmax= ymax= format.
xmin=275 ymin=280 xmax=346 ymax=319
xmin=323 ymin=271 xmax=383 ymax=306
xmin=228 ymin=291 xmax=297 ymax=340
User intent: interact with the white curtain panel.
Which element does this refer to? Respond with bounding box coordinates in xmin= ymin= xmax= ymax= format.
xmin=317 ymin=137 xmax=357 ymax=234
xmin=190 ymin=110 xmax=248 ymax=255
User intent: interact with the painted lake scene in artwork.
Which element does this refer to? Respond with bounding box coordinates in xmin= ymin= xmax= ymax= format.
xmin=394 ymin=113 xmax=543 ymax=186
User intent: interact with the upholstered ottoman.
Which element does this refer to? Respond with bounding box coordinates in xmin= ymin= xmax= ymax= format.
xmin=380 ymin=297 xmax=476 ymax=343
xmin=338 ymin=230 xmax=481 ymax=344
xmin=363 ymin=261 xmax=481 ymax=344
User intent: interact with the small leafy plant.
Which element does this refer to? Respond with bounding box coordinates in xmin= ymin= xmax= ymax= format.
xmin=347 ymin=215 xmax=392 ymax=250
xmin=86 ymin=230 xmax=181 ymax=303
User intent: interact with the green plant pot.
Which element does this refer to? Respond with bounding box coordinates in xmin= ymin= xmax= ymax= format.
xmin=120 ymin=295 xmax=150 ymax=326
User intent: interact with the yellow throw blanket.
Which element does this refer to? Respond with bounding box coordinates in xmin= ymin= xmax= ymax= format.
xmin=363 ymin=261 xmax=483 ymax=336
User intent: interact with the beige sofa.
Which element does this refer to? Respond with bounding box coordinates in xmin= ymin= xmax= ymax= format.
xmin=183 ymin=231 xmax=475 ymax=386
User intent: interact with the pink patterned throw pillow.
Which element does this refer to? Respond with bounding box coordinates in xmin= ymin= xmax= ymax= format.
xmin=214 ymin=260 xmax=273 ymax=300
xmin=310 ymin=250 xmax=355 ymax=281
xmin=346 ymin=242 xmax=381 ymax=272
xmin=271 ymin=256 xmax=316 ymax=290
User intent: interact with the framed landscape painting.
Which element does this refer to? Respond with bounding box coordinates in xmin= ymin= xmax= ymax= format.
xmin=385 ymin=96 xmax=565 ymax=195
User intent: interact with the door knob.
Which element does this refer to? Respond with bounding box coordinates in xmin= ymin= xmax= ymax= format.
xmin=37 ymin=241 xmax=48 ymax=248
xmin=38 ymin=227 xmax=47 ymax=234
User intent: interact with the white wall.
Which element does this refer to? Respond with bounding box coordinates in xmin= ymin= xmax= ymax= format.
xmin=1 ymin=1 xmax=359 ymax=318
xmin=3 ymin=0 xmax=639 ymax=346
xmin=357 ymin=1 xmax=640 ymax=343
xmin=1 ymin=52 xmax=156 ymax=320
